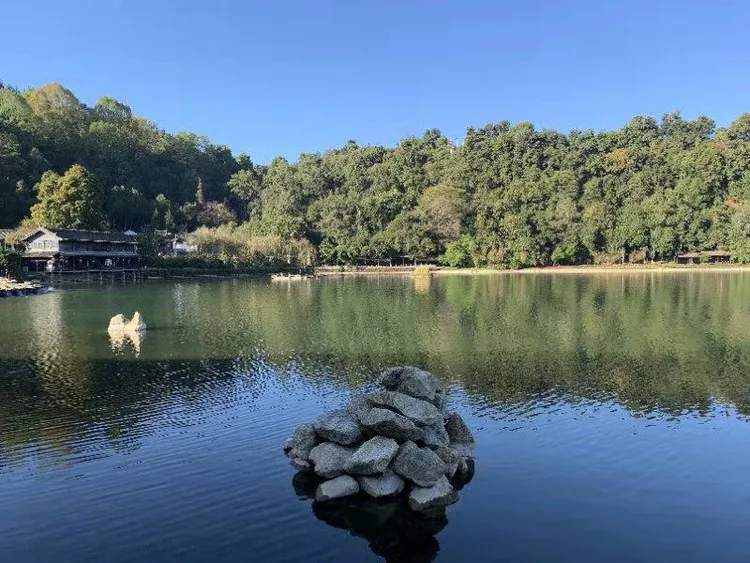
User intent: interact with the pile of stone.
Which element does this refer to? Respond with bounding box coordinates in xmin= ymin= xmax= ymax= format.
xmin=284 ymin=366 xmax=475 ymax=511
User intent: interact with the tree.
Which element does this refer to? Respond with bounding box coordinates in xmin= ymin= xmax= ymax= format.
xmin=30 ymin=164 xmax=106 ymax=229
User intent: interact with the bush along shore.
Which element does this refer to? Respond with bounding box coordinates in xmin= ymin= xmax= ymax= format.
xmin=284 ymin=366 xmax=475 ymax=511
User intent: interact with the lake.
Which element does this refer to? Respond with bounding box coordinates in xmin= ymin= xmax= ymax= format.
xmin=2 ymin=272 xmax=750 ymax=562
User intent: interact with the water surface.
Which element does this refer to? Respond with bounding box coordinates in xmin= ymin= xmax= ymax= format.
xmin=2 ymin=272 xmax=750 ymax=562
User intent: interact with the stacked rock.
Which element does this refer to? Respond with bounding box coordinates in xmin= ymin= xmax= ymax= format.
xmin=284 ymin=366 xmax=475 ymax=511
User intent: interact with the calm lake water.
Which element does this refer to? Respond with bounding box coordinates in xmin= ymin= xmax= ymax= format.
xmin=2 ymin=272 xmax=750 ymax=562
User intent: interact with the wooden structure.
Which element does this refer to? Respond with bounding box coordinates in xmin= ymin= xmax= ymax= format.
xmin=676 ymin=250 xmax=732 ymax=264
xmin=22 ymin=228 xmax=139 ymax=273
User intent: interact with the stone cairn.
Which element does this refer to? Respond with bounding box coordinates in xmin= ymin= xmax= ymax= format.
xmin=284 ymin=366 xmax=475 ymax=511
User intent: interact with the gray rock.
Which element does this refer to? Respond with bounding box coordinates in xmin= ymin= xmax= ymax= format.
xmin=445 ymin=413 xmax=474 ymax=443
xmin=313 ymin=409 xmax=363 ymax=446
xmin=408 ymin=475 xmax=458 ymax=511
xmin=391 ymin=441 xmax=446 ymax=487
xmin=358 ymin=470 xmax=405 ymax=498
xmin=379 ymin=366 xmax=404 ymax=389
xmin=284 ymin=422 xmax=318 ymax=461
xmin=346 ymin=395 xmax=371 ymax=426
xmin=421 ymin=422 xmax=450 ymax=448
xmin=344 ymin=436 xmax=399 ymax=475
xmin=395 ymin=366 xmax=440 ymax=402
xmin=360 ymin=407 xmax=424 ymax=442
xmin=367 ymin=391 xmax=442 ymax=427
xmin=452 ymin=457 xmax=475 ymax=490
xmin=308 ymin=442 xmax=355 ymax=478
xmin=315 ymin=475 xmax=360 ymax=502
xmin=451 ymin=441 xmax=476 ymax=458
xmin=290 ymin=457 xmax=311 ymax=471
xmin=433 ymin=389 xmax=449 ymax=419
xmin=433 ymin=445 xmax=460 ymax=478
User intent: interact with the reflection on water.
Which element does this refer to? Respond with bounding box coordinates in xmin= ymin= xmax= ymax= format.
xmin=291 ymin=456 xmax=475 ymax=562
xmin=3 ymin=273 xmax=750 ymax=562
xmin=293 ymin=471 xmax=447 ymax=563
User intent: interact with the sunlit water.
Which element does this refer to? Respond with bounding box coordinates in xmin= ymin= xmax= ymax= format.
xmin=2 ymin=273 xmax=750 ymax=562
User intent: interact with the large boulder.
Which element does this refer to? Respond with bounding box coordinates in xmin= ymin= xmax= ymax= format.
xmin=315 ymin=475 xmax=360 ymax=502
xmin=445 ymin=413 xmax=474 ymax=444
xmin=391 ymin=441 xmax=446 ymax=487
xmin=358 ymin=470 xmax=405 ymax=498
xmin=284 ymin=423 xmax=318 ymax=461
xmin=421 ymin=422 xmax=450 ymax=448
xmin=314 ymin=409 xmax=363 ymax=446
xmin=308 ymin=442 xmax=355 ymax=478
xmin=360 ymin=407 xmax=423 ymax=442
xmin=408 ymin=475 xmax=458 ymax=511
xmin=344 ymin=436 xmax=399 ymax=475
xmin=367 ymin=391 xmax=442 ymax=427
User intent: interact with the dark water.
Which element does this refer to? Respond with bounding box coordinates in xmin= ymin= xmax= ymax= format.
xmin=2 ymin=272 xmax=750 ymax=562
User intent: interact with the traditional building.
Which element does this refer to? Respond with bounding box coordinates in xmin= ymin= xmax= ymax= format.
xmin=22 ymin=228 xmax=139 ymax=272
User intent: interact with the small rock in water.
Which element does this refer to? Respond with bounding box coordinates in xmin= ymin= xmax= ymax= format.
xmin=421 ymin=422 xmax=450 ymax=448
xmin=432 ymin=388 xmax=449 ymax=419
xmin=346 ymin=395 xmax=371 ymax=426
xmin=445 ymin=413 xmax=474 ymax=444
xmin=408 ymin=475 xmax=458 ymax=511
xmin=379 ymin=366 xmax=405 ymax=389
xmin=452 ymin=457 xmax=475 ymax=490
xmin=358 ymin=470 xmax=405 ymax=498
xmin=360 ymin=407 xmax=424 ymax=442
xmin=432 ymin=445 xmax=460 ymax=478
xmin=315 ymin=475 xmax=360 ymax=502
xmin=391 ymin=441 xmax=446 ymax=487
xmin=314 ymin=409 xmax=363 ymax=446
xmin=284 ymin=423 xmax=318 ymax=461
xmin=395 ymin=366 xmax=440 ymax=402
xmin=367 ymin=391 xmax=442 ymax=426
xmin=290 ymin=458 xmax=311 ymax=471
xmin=344 ymin=436 xmax=399 ymax=475
xmin=450 ymin=441 xmax=475 ymax=459
xmin=308 ymin=442 xmax=355 ymax=479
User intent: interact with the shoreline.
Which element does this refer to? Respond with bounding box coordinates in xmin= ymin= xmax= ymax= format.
xmin=316 ymin=263 xmax=750 ymax=277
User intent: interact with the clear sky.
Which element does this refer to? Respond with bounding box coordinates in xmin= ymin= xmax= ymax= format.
xmin=2 ymin=0 xmax=748 ymax=163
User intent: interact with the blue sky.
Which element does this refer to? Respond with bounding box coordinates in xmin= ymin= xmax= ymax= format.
xmin=2 ymin=0 xmax=748 ymax=163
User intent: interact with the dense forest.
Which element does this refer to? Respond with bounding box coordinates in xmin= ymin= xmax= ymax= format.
xmin=3 ymin=81 xmax=750 ymax=267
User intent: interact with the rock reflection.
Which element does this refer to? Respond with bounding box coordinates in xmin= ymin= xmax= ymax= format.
xmin=293 ymin=471 xmax=450 ymax=562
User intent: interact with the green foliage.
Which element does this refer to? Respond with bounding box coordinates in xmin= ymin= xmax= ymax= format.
xmin=0 ymin=248 xmax=22 ymax=276
xmin=2 ymin=81 xmax=750 ymax=268
xmin=192 ymin=224 xmax=316 ymax=267
xmin=30 ymin=164 xmax=106 ymax=229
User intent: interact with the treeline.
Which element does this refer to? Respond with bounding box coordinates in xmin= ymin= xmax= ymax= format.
xmin=3 ymin=81 xmax=750 ymax=267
